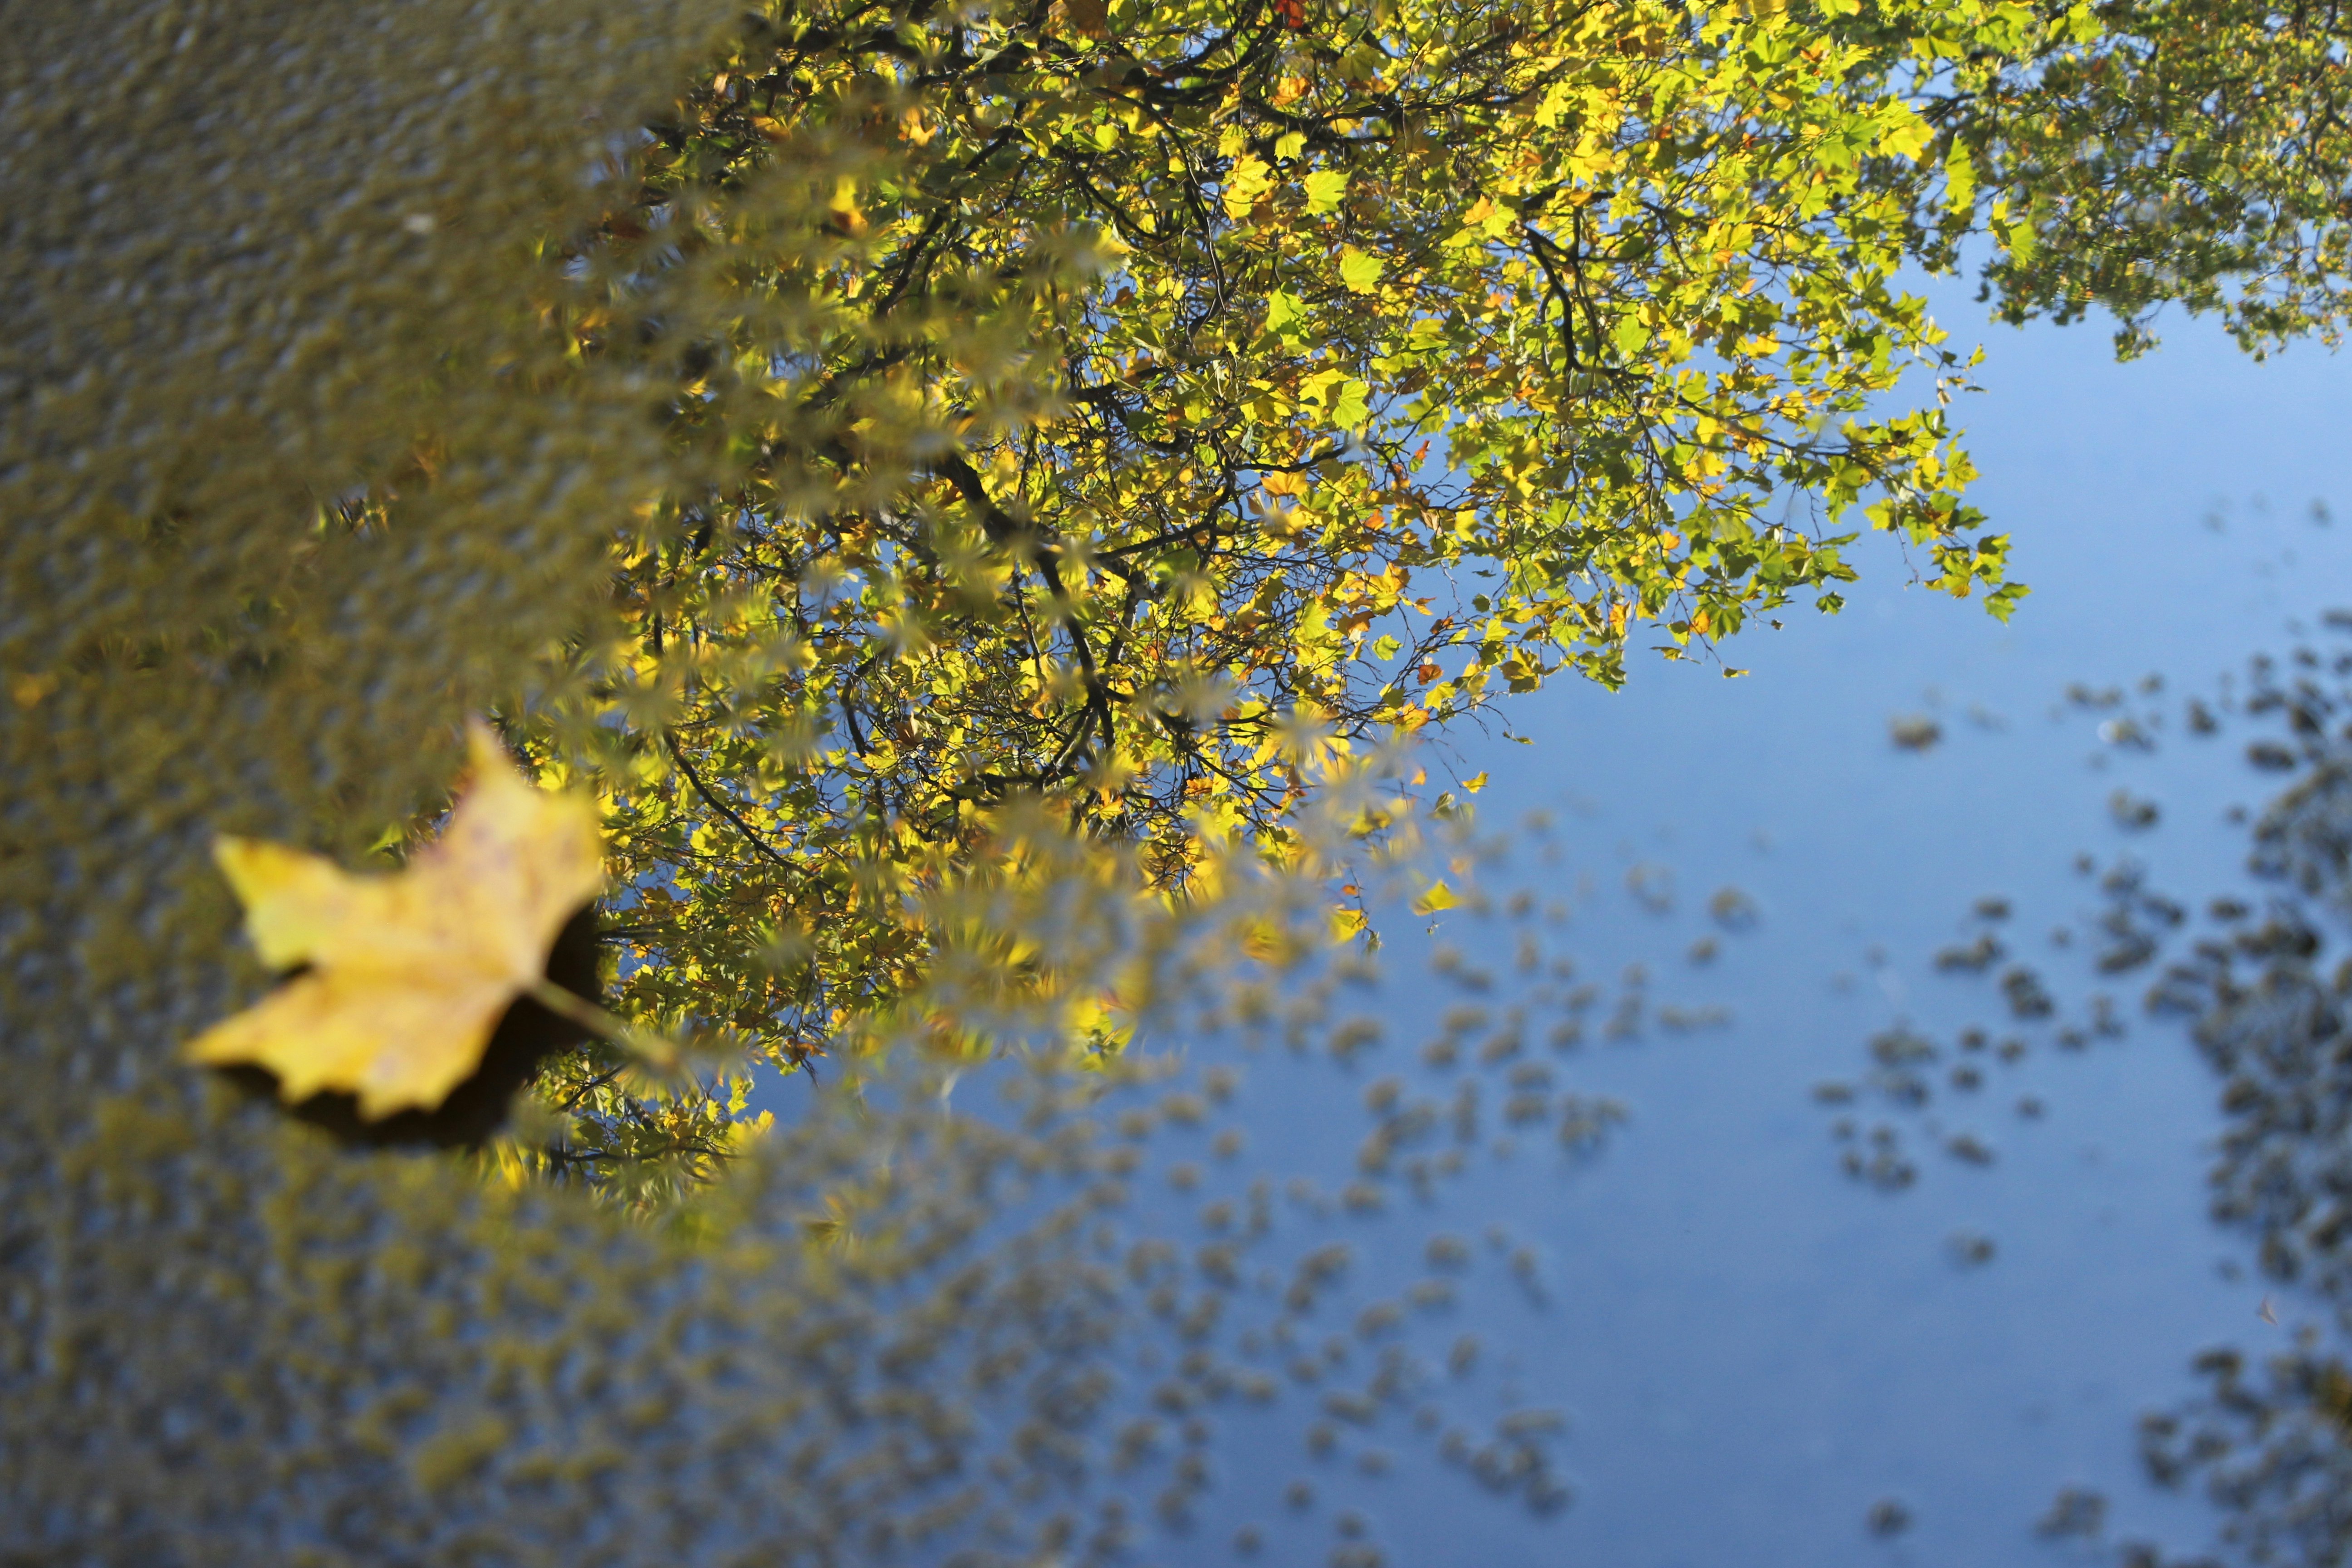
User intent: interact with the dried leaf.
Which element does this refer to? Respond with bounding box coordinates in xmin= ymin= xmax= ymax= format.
xmin=188 ymin=723 xmax=604 ymax=1118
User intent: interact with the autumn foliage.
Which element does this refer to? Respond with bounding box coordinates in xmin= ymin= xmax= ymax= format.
xmin=236 ymin=0 xmax=2345 ymax=1186
xmin=12 ymin=0 xmax=2352 ymax=1558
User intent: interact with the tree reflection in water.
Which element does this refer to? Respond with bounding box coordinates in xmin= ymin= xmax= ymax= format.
xmin=1819 ymin=638 xmax=2352 ymax=1568
xmin=2138 ymin=735 xmax=2352 ymax=1568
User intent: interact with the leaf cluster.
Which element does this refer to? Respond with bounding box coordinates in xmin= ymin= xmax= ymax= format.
xmin=1896 ymin=0 xmax=2352 ymax=355
xmin=523 ymin=0 xmax=2062 ymax=1183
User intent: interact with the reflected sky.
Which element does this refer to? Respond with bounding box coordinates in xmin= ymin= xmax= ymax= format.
xmin=1391 ymin=289 xmax=2352 ymax=1564
xmin=1065 ymin=297 xmax=2352 ymax=1567
xmin=715 ymin=294 xmax=2352 ymax=1568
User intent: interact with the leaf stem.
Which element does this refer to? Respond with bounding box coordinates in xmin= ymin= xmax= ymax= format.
xmin=527 ymin=979 xmax=681 ymax=1071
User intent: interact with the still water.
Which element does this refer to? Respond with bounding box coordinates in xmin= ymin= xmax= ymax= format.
xmin=1021 ymin=300 xmax=2352 ymax=1567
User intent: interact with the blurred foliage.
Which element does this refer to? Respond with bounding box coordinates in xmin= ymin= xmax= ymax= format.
xmin=1818 ymin=642 xmax=2352 ymax=1567
xmin=2138 ymin=728 xmax=2352 ymax=1566
xmin=525 ymin=0 xmax=2352 ymax=1186
xmin=1909 ymin=0 xmax=2352 ymax=358
xmin=531 ymin=0 xmax=2048 ymax=1183
xmin=9 ymin=0 xmax=2352 ymax=1559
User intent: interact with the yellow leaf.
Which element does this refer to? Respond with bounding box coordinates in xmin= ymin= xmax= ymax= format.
xmin=186 ymin=722 xmax=607 ymax=1118
xmin=1411 ymin=879 xmax=1460 ymax=915
xmin=1222 ymin=154 xmax=1274 ymax=221
xmin=1338 ymin=246 xmax=1384 ymax=294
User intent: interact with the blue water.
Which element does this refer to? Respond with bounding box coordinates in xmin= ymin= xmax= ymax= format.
xmin=1093 ymin=300 xmax=2352 ymax=1566
xmin=745 ymin=294 xmax=2352 ymax=1567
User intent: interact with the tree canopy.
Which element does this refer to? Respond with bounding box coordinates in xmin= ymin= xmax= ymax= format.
xmin=515 ymin=0 xmax=2352 ymax=1186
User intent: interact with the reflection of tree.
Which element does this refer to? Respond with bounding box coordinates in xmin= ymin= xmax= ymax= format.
xmin=16 ymin=0 xmax=2352 ymax=1560
xmin=2139 ymin=683 xmax=2352 ymax=1567
xmin=1816 ymin=646 xmax=2352 ymax=1565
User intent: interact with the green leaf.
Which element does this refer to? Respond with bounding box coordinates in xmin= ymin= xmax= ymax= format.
xmin=1265 ymin=289 xmax=1309 ymax=341
xmin=1943 ymin=139 xmax=1978 ymax=213
xmin=1877 ymin=104 xmax=1931 ymax=162
xmin=1303 ymin=169 xmax=1348 ymax=215
xmin=1330 ymin=378 xmax=1372 ymax=429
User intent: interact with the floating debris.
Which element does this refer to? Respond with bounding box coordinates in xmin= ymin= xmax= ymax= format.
xmin=1557 ymin=1095 xmax=1628 ymax=1153
xmin=2037 ymin=1485 xmax=2106 ymax=1539
xmin=1625 ymin=862 xmax=1676 ymax=913
xmin=2000 ymin=966 xmax=2057 ymax=1019
xmin=1945 ymin=1132 xmax=1996 ymax=1166
xmin=1842 ymin=1138 xmax=1917 ymax=1193
xmin=2108 ymin=788 xmax=2161 ymax=830
xmin=1948 ymin=1230 xmax=1998 ymax=1268
xmin=1889 ymin=714 xmax=1942 ymax=751
xmin=1708 ymin=885 xmax=1761 ymax=930
xmin=1935 ymin=932 xmax=2005 ymax=972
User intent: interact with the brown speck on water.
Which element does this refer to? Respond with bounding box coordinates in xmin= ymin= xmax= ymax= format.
xmin=1889 ymin=714 xmax=1941 ymax=751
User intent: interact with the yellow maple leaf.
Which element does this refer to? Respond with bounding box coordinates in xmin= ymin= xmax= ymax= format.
xmin=187 ymin=722 xmax=610 ymax=1118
